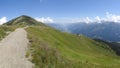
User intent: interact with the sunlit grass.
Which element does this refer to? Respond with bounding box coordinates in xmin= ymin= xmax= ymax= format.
xmin=0 ymin=25 xmax=18 ymax=40
xmin=26 ymin=26 xmax=120 ymax=68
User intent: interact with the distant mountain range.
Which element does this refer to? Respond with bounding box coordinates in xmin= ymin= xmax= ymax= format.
xmin=46 ymin=22 xmax=120 ymax=42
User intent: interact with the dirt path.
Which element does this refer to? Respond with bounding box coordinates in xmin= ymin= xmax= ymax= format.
xmin=0 ymin=28 xmax=33 ymax=68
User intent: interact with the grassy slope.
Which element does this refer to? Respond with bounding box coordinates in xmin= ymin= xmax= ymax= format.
xmin=5 ymin=15 xmax=44 ymax=26
xmin=0 ymin=25 xmax=18 ymax=40
xmin=26 ymin=26 xmax=120 ymax=68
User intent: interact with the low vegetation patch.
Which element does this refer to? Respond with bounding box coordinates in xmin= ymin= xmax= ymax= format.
xmin=0 ymin=25 xmax=18 ymax=40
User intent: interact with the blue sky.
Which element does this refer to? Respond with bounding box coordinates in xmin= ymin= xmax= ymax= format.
xmin=0 ymin=0 xmax=120 ymax=23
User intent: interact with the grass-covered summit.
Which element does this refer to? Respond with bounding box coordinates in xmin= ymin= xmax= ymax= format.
xmin=4 ymin=15 xmax=44 ymax=26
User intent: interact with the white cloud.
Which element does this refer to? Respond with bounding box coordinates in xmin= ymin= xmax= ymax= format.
xmin=105 ymin=12 xmax=120 ymax=22
xmin=35 ymin=17 xmax=54 ymax=23
xmin=73 ymin=12 xmax=120 ymax=23
xmin=0 ymin=17 xmax=7 ymax=25
xmin=85 ymin=17 xmax=93 ymax=23
xmin=31 ymin=13 xmax=120 ymax=24
xmin=72 ymin=17 xmax=93 ymax=24
xmin=95 ymin=16 xmax=101 ymax=23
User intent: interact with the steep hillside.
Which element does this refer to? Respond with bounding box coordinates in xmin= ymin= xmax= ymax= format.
xmin=26 ymin=26 xmax=120 ymax=68
xmin=46 ymin=22 xmax=120 ymax=42
xmin=4 ymin=15 xmax=44 ymax=26
xmin=94 ymin=39 xmax=120 ymax=56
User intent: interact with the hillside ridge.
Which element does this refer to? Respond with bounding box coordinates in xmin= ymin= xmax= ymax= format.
xmin=4 ymin=15 xmax=44 ymax=26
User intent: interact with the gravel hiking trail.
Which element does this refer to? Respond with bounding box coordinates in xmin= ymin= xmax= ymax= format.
xmin=0 ymin=28 xmax=33 ymax=68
